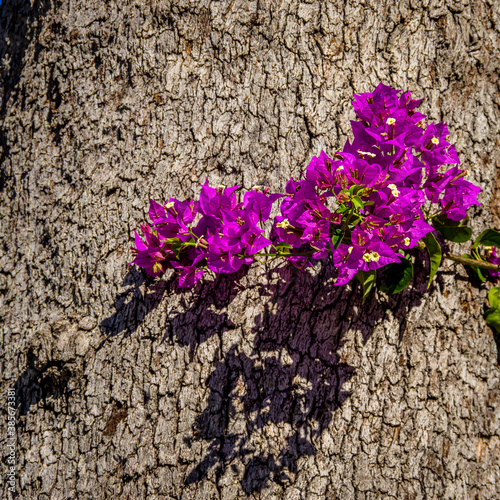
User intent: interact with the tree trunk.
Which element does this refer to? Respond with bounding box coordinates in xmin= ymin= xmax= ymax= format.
xmin=2 ymin=0 xmax=500 ymax=498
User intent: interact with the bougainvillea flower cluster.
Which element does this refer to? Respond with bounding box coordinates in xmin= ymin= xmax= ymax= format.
xmin=131 ymin=180 xmax=282 ymax=287
xmin=131 ymin=83 xmax=482 ymax=288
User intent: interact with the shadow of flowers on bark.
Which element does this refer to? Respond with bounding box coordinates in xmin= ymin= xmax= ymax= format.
xmin=99 ymin=268 xmax=170 ymax=347
xmin=162 ymin=266 xmax=250 ymax=360
xmin=175 ymin=261 xmax=424 ymax=494
xmin=98 ymin=258 xmax=425 ymax=494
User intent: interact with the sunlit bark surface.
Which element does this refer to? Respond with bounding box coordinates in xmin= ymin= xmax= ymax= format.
xmin=1 ymin=0 xmax=500 ymax=498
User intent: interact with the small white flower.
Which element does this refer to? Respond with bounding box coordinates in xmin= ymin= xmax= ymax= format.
xmin=165 ymin=202 xmax=175 ymax=209
xmin=386 ymin=118 xmax=396 ymax=125
xmin=388 ymin=184 xmax=400 ymax=197
xmin=362 ymin=251 xmax=381 ymax=263
xmin=431 ymin=137 xmax=439 ymax=145
xmin=277 ymin=219 xmax=291 ymax=229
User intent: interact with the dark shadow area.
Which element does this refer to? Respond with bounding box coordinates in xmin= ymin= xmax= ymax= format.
xmin=11 ymin=248 xmax=429 ymax=489
xmin=0 ymin=0 xmax=51 ymax=114
xmin=14 ymin=348 xmax=75 ymax=416
xmin=95 ymin=258 xmax=425 ymax=493
xmin=0 ymin=0 xmax=51 ymax=192
xmin=162 ymin=265 xmax=250 ymax=360
xmin=181 ymin=262 xmax=425 ymax=493
xmin=98 ymin=268 xmax=171 ymax=348
xmin=98 ymin=265 xmax=250 ymax=355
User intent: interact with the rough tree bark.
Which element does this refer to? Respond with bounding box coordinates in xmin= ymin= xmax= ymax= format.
xmin=1 ymin=0 xmax=500 ymax=498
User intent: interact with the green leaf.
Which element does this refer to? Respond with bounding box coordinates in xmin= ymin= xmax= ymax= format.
xmin=485 ymin=308 xmax=500 ymax=335
xmin=462 ymin=253 xmax=487 ymax=283
xmin=489 ymin=286 xmax=500 ymax=309
xmin=331 ymin=232 xmax=342 ymax=249
xmin=472 ymin=229 xmax=500 ymax=251
xmin=484 ymin=286 xmax=500 ymax=336
xmin=432 ymin=215 xmax=472 ymax=243
xmin=349 ymin=185 xmax=361 ymax=196
xmin=351 ymin=196 xmax=363 ymax=211
xmin=422 ymin=232 xmax=442 ymax=289
xmin=348 ymin=217 xmax=362 ymax=229
xmin=355 ymin=270 xmax=376 ymax=304
xmin=162 ymin=237 xmax=181 ymax=245
xmin=162 ymin=237 xmax=183 ymax=258
xmin=379 ymin=257 xmax=413 ymax=294
xmin=274 ymin=242 xmax=293 ymax=254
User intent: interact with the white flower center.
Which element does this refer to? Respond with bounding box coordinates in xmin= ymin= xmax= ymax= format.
xmin=277 ymin=219 xmax=291 ymax=229
xmin=388 ymin=184 xmax=400 ymax=197
xmin=362 ymin=251 xmax=380 ymax=262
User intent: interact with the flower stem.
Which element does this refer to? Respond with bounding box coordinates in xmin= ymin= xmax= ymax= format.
xmin=443 ymin=253 xmax=500 ymax=272
xmin=250 ymin=251 xmax=315 ymax=258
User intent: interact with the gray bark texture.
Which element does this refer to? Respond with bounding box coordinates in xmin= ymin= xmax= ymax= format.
xmin=1 ymin=0 xmax=500 ymax=498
